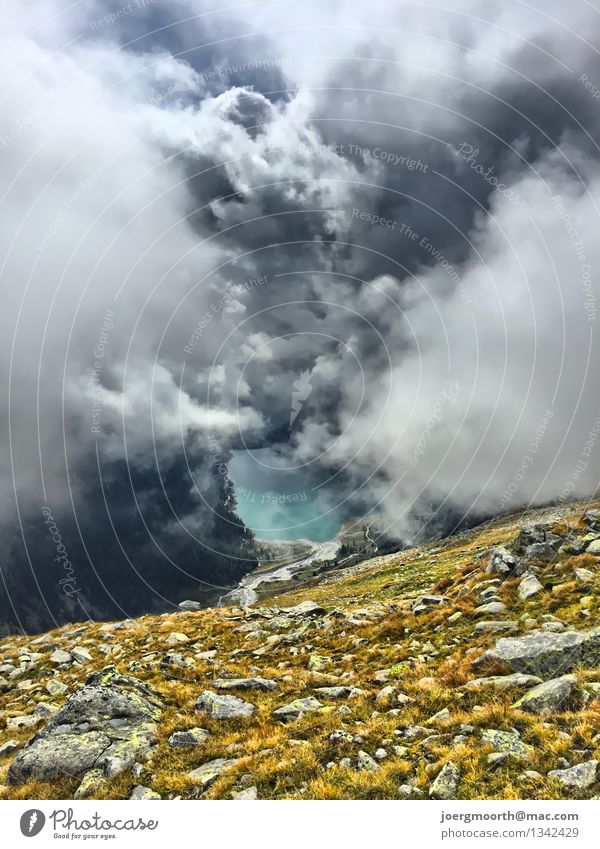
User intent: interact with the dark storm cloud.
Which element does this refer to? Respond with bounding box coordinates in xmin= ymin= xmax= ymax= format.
xmin=1 ymin=0 xmax=600 ymax=630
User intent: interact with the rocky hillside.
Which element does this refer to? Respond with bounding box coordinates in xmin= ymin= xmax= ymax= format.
xmin=2 ymin=499 xmax=600 ymax=801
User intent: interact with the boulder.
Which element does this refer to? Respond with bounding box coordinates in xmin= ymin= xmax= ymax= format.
xmin=548 ymin=760 xmax=598 ymax=790
xmin=168 ymin=728 xmax=210 ymax=748
xmin=471 ymin=628 xmax=600 ymax=678
xmin=8 ymin=667 xmax=162 ymax=784
xmin=513 ymin=675 xmax=580 ymax=715
xmin=429 ymin=761 xmax=460 ymax=799
xmin=280 ymin=600 xmax=326 ymax=617
xmin=481 ymin=729 xmax=532 ymax=760
xmin=196 ymin=691 xmax=256 ymax=720
xmin=518 ymin=574 xmax=544 ymax=601
xmin=272 ymin=697 xmax=323 ymax=721
xmin=486 ymin=548 xmax=522 ymax=578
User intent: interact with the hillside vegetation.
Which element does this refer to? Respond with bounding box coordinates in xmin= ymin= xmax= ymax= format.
xmin=2 ymin=499 xmax=600 ymax=801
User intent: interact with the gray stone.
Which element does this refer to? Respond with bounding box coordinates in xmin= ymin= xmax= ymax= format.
xmin=49 ymin=650 xmax=72 ymax=665
xmin=587 ymin=540 xmax=600 ymax=554
xmin=232 ymin=786 xmax=258 ymax=799
xmin=0 ymin=740 xmax=19 ymax=758
xmin=525 ymin=543 xmax=556 ymax=562
xmin=357 ymin=750 xmax=380 ymax=771
xmin=188 ymin=757 xmax=239 ymax=787
xmin=273 ymin=697 xmax=323 ymax=721
xmin=196 ymin=691 xmax=256 ymax=720
xmin=71 ymin=647 xmax=93 ymax=664
xmin=46 ymin=680 xmax=68 ymax=697
xmin=474 ymin=621 xmax=519 ymax=635
xmin=481 ymin=729 xmax=532 ymax=760
xmin=472 ymin=628 xmax=600 ymax=678
xmin=212 ymin=677 xmax=278 ymax=692
xmin=548 ymin=760 xmax=598 ymax=790
xmin=8 ymin=667 xmax=162 ymax=784
xmin=518 ymin=574 xmax=544 ymax=601
xmin=429 ymin=761 xmax=460 ymax=800
xmin=465 ymin=673 xmax=542 ymax=692
xmin=307 ymin=654 xmax=332 ymax=672
xmin=313 ymin=686 xmax=364 ymax=699
xmin=399 ymin=784 xmax=423 ymax=798
xmin=574 ymin=568 xmax=594 ymax=584
xmin=280 ymin=600 xmax=326 ymax=617
xmin=74 ymin=769 xmax=107 ymax=799
xmin=168 ymin=728 xmax=210 ymax=748
xmin=130 ymin=785 xmax=161 ymax=800
xmin=178 ymin=600 xmax=202 ymax=611
xmin=474 ymin=602 xmax=507 ymax=616
xmin=487 ymin=547 xmax=522 ymax=578
xmin=412 ymin=595 xmax=446 ymax=614
xmin=513 ymin=675 xmax=579 ymax=714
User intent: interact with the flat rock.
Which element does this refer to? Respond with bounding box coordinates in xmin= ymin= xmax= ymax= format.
xmin=168 ymin=728 xmax=210 ymax=748
xmin=513 ymin=675 xmax=579 ymax=715
xmin=548 ymin=760 xmax=598 ymax=790
xmin=178 ymin=601 xmax=202 ymax=611
xmin=196 ymin=691 xmax=256 ymax=720
xmin=212 ymin=677 xmax=278 ymax=692
xmin=472 ymin=628 xmax=600 ymax=678
xmin=130 ymin=785 xmax=161 ymax=800
xmin=272 ymin=697 xmax=323 ymax=721
xmin=280 ymin=600 xmax=326 ymax=617
xmin=474 ymin=602 xmax=507 ymax=616
xmin=313 ymin=686 xmax=363 ymax=699
xmin=474 ymin=621 xmax=519 ymax=635
xmin=465 ymin=673 xmax=542 ymax=692
xmin=8 ymin=667 xmax=162 ymax=784
xmin=0 ymin=740 xmax=19 ymax=758
xmin=481 ymin=729 xmax=532 ymax=760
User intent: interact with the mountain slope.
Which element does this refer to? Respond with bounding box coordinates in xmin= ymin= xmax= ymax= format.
xmin=1 ymin=498 xmax=600 ymax=800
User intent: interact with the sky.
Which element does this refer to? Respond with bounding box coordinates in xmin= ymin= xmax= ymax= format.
xmin=1 ymin=0 xmax=600 ymax=628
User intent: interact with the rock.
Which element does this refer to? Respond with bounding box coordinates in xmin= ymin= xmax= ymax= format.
xmin=196 ymin=691 xmax=256 ymax=720
xmin=71 ymin=647 xmax=93 ymax=664
xmin=46 ymin=680 xmax=68 ymax=697
xmin=329 ymin=729 xmax=355 ymax=744
xmin=357 ymin=750 xmax=380 ymax=771
xmin=427 ymin=708 xmax=450 ymax=723
xmin=518 ymin=574 xmax=544 ymax=601
xmin=481 ymin=729 xmax=532 ymax=760
xmin=376 ymin=685 xmax=396 ymax=703
xmin=465 ymin=673 xmax=542 ymax=692
xmin=513 ymin=675 xmax=579 ymax=714
xmin=429 ymin=761 xmax=460 ymax=800
xmin=213 ymin=677 xmax=278 ymax=692
xmin=587 ymin=539 xmax=600 ymax=555
xmin=74 ymin=769 xmax=107 ymax=799
xmin=412 ymin=595 xmax=446 ymax=614
xmin=399 ymin=784 xmax=423 ymax=798
xmin=273 ymin=697 xmax=323 ymax=722
xmin=313 ymin=686 xmax=363 ymax=699
xmin=232 ymin=786 xmax=258 ymax=799
xmin=168 ymin=728 xmax=210 ymax=748
xmin=474 ymin=621 xmax=519 ymax=635
xmin=8 ymin=667 xmax=162 ymax=784
xmin=0 ymin=740 xmax=19 ymax=759
xmin=548 ymin=760 xmax=598 ymax=790
xmin=49 ymin=650 xmax=72 ymax=665
xmin=474 ymin=602 xmax=507 ymax=616
xmin=487 ymin=548 xmax=522 ymax=578
xmin=166 ymin=632 xmax=189 ymax=645
xmin=6 ymin=714 xmax=40 ymax=730
xmin=488 ymin=752 xmax=509 ymax=769
xmin=584 ymin=511 xmax=600 ymax=530
xmin=130 ymin=785 xmax=161 ymax=800
xmin=447 ymin=612 xmax=462 ymax=623
xmin=575 ymin=568 xmax=594 ymax=584
xmin=308 ymin=654 xmax=332 ymax=672
xmin=525 ymin=543 xmax=556 ymax=562
xmin=375 ymin=748 xmax=388 ymax=760
xmin=280 ymin=600 xmax=326 ymax=617
xmin=178 ymin=600 xmax=202 ymax=611
xmin=472 ymin=628 xmax=600 ymax=678
xmin=188 ymin=757 xmax=239 ymax=787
